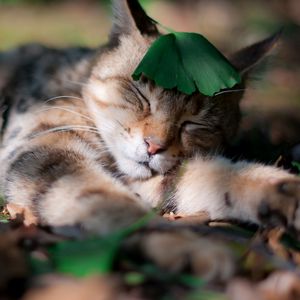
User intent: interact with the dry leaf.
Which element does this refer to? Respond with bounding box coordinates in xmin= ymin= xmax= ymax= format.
xmin=266 ymin=228 xmax=289 ymax=260
xmin=163 ymin=212 xmax=209 ymax=224
xmin=6 ymin=203 xmax=38 ymax=226
xmin=228 ymin=271 xmax=300 ymax=300
xmin=0 ymin=232 xmax=28 ymax=291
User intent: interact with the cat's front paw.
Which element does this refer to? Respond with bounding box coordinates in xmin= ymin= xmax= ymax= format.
xmin=258 ymin=179 xmax=300 ymax=231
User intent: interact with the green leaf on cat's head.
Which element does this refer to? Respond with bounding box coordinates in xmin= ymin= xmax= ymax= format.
xmin=132 ymin=32 xmax=241 ymax=96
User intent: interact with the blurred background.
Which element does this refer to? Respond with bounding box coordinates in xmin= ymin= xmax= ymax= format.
xmin=0 ymin=0 xmax=300 ymax=161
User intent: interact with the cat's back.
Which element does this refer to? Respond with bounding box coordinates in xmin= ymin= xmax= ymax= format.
xmin=0 ymin=44 xmax=96 ymax=125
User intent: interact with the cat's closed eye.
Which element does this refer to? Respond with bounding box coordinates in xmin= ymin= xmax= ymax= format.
xmin=132 ymin=85 xmax=150 ymax=110
xmin=122 ymin=83 xmax=150 ymax=112
xmin=181 ymin=121 xmax=213 ymax=133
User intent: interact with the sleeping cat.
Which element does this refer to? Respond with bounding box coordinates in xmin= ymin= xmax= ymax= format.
xmin=1 ymin=0 xmax=300 ymax=279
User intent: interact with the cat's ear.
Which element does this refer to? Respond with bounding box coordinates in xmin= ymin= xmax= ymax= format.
xmin=110 ymin=0 xmax=158 ymax=42
xmin=229 ymin=31 xmax=281 ymax=76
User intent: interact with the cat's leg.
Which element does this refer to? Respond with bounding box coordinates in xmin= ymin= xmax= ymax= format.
xmin=2 ymin=135 xmax=236 ymax=280
xmin=126 ymin=156 xmax=300 ymax=281
xmin=2 ymin=131 xmax=147 ymax=235
xmin=172 ymin=156 xmax=300 ymax=229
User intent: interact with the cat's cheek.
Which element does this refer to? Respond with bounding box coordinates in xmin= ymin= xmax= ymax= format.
xmin=124 ymin=138 xmax=149 ymax=162
xmin=84 ymin=79 xmax=122 ymax=107
xmin=117 ymin=156 xmax=152 ymax=179
xmin=150 ymin=156 xmax=178 ymax=175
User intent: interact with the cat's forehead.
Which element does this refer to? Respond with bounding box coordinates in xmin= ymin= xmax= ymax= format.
xmin=94 ymin=33 xmax=154 ymax=79
xmin=138 ymin=79 xmax=187 ymax=104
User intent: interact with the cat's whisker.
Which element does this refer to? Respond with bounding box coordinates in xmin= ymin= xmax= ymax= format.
xmin=30 ymin=129 xmax=99 ymax=139
xmin=42 ymin=95 xmax=84 ymax=105
xmin=38 ymin=124 xmax=99 ymax=131
xmin=64 ymin=125 xmax=99 ymax=131
xmin=29 ymin=125 xmax=100 ymax=139
xmin=37 ymin=106 xmax=94 ymax=122
xmin=64 ymin=79 xmax=89 ymax=88
xmin=96 ymin=124 xmax=113 ymax=131
xmin=97 ymin=123 xmax=118 ymax=133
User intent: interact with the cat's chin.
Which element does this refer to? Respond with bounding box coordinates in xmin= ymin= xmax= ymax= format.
xmin=118 ymin=158 xmax=153 ymax=179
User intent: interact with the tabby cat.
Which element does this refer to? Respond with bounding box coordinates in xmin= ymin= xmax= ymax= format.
xmin=1 ymin=0 xmax=300 ymax=280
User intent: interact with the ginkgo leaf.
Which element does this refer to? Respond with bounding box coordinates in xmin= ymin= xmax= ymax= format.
xmin=132 ymin=32 xmax=241 ymax=96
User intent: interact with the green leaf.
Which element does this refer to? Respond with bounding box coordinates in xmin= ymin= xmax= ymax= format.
xmin=186 ymin=290 xmax=228 ymax=300
xmin=177 ymin=274 xmax=204 ymax=288
xmin=133 ymin=32 xmax=241 ymax=96
xmin=29 ymin=256 xmax=53 ymax=276
xmin=49 ymin=236 xmax=120 ymax=277
xmin=124 ymin=272 xmax=146 ymax=285
xmin=292 ymin=161 xmax=300 ymax=175
xmin=48 ymin=212 xmax=155 ymax=277
xmin=131 ymin=263 xmax=205 ymax=287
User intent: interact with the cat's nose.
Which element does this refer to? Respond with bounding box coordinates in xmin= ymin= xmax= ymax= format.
xmin=144 ymin=138 xmax=166 ymax=155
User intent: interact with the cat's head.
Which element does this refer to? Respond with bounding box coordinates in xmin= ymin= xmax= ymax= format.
xmin=83 ymin=0 xmax=279 ymax=179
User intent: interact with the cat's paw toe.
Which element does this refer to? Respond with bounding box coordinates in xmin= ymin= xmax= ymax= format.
xmin=141 ymin=231 xmax=235 ymax=282
xmin=258 ymin=179 xmax=300 ymax=230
